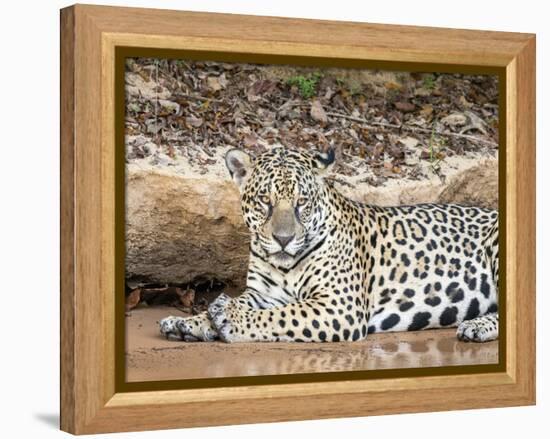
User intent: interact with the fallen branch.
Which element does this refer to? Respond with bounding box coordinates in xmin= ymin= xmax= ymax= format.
xmin=173 ymin=93 xmax=224 ymax=103
xmin=325 ymin=111 xmax=498 ymax=148
xmin=129 ymin=92 xmax=221 ymax=104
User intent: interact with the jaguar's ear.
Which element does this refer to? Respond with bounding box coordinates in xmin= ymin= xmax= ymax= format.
xmin=312 ymin=148 xmax=335 ymax=175
xmin=225 ymin=149 xmax=253 ymax=189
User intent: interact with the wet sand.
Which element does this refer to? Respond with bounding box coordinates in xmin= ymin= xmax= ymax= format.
xmin=126 ymin=306 xmax=498 ymax=382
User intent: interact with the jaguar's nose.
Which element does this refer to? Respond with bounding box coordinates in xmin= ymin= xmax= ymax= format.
xmin=273 ymin=233 xmax=295 ymax=249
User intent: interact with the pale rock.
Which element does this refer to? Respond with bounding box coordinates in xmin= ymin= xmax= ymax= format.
xmin=126 ymin=170 xmax=250 ymax=289
xmin=438 ymin=159 xmax=497 ymax=208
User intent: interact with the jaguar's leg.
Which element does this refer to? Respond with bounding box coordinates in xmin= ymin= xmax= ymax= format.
xmin=159 ymin=289 xmax=283 ymax=342
xmin=456 ymin=312 xmax=498 ymax=342
xmin=208 ymin=293 xmax=367 ymax=343
xmin=456 ymin=219 xmax=500 ymax=343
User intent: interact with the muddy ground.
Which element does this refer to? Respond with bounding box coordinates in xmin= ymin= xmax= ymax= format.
xmin=126 ymin=306 xmax=498 ymax=382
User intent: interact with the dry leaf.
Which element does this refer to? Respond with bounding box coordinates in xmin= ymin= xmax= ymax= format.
xmin=384 ymin=81 xmax=402 ymax=90
xmin=186 ymin=115 xmax=204 ymax=128
xmin=310 ymin=100 xmax=328 ymax=124
xmin=218 ymin=73 xmax=228 ymax=89
xmin=398 ymin=136 xmax=419 ymax=148
xmin=460 ymin=111 xmax=488 ymax=135
xmin=177 ymin=288 xmax=196 ymax=308
xmin=441 ymin=113 xmax=467 ymax=127
xmin=125 ymin=288 xmax=142 ymax=311
xmin=459 ymin=95 xmax=473 ymax=109
xmin=243 ymin=133 xmax=258 ymax=147
xmin=247 ymin=79 xmax=277 ymax=102
xmin=420 ymin=150 xmax=431 ymax=160
xmin=394 ymin=101 xmax=416 ymax=112
xmin=419 ymin=104 xmax=434 ymax=117
xmin=207 ymin=76 xmax=222 ymax=92
xmin=388 ymin=146 xmax=405 ymax=159
xmin=414 ymin=87 xmax=431 ymax=97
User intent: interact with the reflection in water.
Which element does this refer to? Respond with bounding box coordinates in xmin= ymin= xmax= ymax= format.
xmin=126 ymin=327 xmax=498 ymax=382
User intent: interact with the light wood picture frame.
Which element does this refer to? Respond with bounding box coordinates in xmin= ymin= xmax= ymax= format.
xmin=60 ymin=4 xmax=536 ymax=434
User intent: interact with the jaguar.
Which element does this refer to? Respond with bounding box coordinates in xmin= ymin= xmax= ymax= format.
xmin=160 ymin=146 xmax=499 ymax=343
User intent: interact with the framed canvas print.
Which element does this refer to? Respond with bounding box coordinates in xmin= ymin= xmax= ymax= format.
xmin=60 ymin=4 xmax=536 ymax=434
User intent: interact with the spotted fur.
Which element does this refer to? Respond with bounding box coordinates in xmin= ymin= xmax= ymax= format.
xmin=160 ymin=147 xmax=499 ymax=343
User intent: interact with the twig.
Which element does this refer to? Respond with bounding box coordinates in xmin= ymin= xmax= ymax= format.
xmin=326 ymin=111 xmax=400 ymax=129
xmin=325 ymin=176 xmax=356 ymax=188
xmin=325 ymin=111 xmax=498 ymax=148
xmin=275 ymin=100 xmax=310 ymax=112
xmin=172 ymin=93 xmax=223 ymax=103
xmin=154 ymin=60 xmax=160 ymax=147
xmin=128 ymin=93 xmax=223 ymax=105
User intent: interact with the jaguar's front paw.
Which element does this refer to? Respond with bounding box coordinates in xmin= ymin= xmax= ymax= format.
xmin=159 ymin=316 xmax=189 ymax=341
xmin=159 ymin=315 xmax=215 ymax=342
xmin=208 ymin=293 xmax=236 ymax=343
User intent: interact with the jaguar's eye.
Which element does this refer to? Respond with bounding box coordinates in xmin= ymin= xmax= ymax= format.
xmin=259 ymin=195 xmax=271 ymax=205
xmin=297 ymin=197 xmax=308 ymax=207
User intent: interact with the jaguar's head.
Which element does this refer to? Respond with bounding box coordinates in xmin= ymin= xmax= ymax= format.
xmin=225 ymin=146 xmax=335 ymax=269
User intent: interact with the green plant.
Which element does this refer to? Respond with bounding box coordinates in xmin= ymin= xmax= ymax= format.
xmin=286 ymin=72 xmax=322 ymax=98
xmin=348 ymin=82 xmax=363 ymax=96
xmin=423 ymin=74 xmax=436 ymax=90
